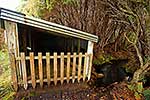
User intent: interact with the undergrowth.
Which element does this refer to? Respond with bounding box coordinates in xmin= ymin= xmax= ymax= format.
xmin=0 ymin=50 xmax=15 ymax=100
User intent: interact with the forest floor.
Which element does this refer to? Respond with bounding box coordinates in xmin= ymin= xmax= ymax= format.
xmin=15 ymin=81 xmax=138 ymax=100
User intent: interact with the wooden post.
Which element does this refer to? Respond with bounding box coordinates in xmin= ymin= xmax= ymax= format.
xmin=77 ymin=39 xmax=80 ymax=53
xmin=78 ymin=53 xmax=82 ymax=82
xmin=83 ymin=53 xmax=88 ymax=81
xmin=30 ymin=52 xmax=36 ymax=88
xmin=71 ymin=39 xmax=74 ymax=53
xmin=21 ymin=52 xmax=28 ymax=90
xmin=54 ymin=52 xmax=57 ymax=85
xmin=88 ymin=54 xmax=93 ymax=80
xmin=10 ymin=53 xmax=18 ymax=91
xmin=66 ymin=53 xmax=71 ymax=83
xmin=60 ymin=52 xmax=64 ymax=84
xmin=4 ymin=21 xmax=21 ymax=85
xmin=38 ymin=52 xmax=43 ymax=88
xmin=46 ymin=52 xmax=50 ymax=86
xmin=72 ymin=53 xmax=76 ymax=83
xmin=86 ymin=41 xmax=94 ymax=80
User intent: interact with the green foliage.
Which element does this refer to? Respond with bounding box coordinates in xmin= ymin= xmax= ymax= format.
xmin=93 ymin=54 xmax=114 ymax=65
xmin=63 ymin=0 xmax=75 ymax=4
xmin=0 ymin=50 xmax=15 ymax=100
xmin=18 ymin=0 xmax=76 ymax=17
xmin=143 ymin=89 xmax=150 ymax=100
xmin=18 ymin=0 xmax=47 ymax=17
xmin=128 ymin=82 xmax=144 ymax=99
xmin=45 ymin=0 xmax=56 ymax=10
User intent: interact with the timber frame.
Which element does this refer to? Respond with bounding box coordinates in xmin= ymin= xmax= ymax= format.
xmin=0 ymin=8 xmax=98 ymax=91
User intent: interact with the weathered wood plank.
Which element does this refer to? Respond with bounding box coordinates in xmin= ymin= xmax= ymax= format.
xmin=66 ymin=53 xmax=71 ymax=83
xmin=60 ymin=52 xmax=64 ymax=84
xmin=88 ymin=54 xmax=93 ymax=80
xmin=72 ymin=53 xmax=76 ymax=83
xmin=30 ymin=52 xmax=36 ymax=88
xmin=86 ymin=41 xmax=94 ymax=75
xmin=4 ymin=21 xmax=22 ymax=82
xmin=46 ymin=52 xmax=50 ymax=86
xmin=21 ymin=52 xmax=28 ymax=90
xmin=78 ymin=53 xmax=82 ymax=83
xmin=10 ymin=53 xmax=18 ymax=91
xmin=83 ymin=53 xmax=88 ymax=81
xmin=38 ymin=52 xmax=43 ymax=88
xmin=54 ymin=53 xmax=57 ymax=85
xmin=27 ymin=76 xmax=80 ymax=84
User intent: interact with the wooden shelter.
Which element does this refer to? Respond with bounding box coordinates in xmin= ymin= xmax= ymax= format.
xmin=0 ymin=8 xmax=98 ymax=91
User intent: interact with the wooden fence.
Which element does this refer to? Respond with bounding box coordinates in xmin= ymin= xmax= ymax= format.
xmin=11 ymin=52 xmax=93 ymax=90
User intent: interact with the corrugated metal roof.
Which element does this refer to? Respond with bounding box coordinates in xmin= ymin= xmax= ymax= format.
xmin=0 ymin=8 xmax=98 ymax=43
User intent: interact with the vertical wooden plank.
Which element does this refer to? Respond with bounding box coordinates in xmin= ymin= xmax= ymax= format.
xmin=10 ymin=53 xmax=18 ymax=91
xmin=21 ymin=52 xmax=28 ymax=90
xmin=71 ymin=39 xmax=74 ymax=53
xmin=77 ymin=39 xmax=80 ymax=53
xmin=14 ymin=23 xmax=21 ymax=78
xmin=83 ymin=53 xmax=88 ymax=81
xmin=86 ymin=41 xmax=94 ymax=78
xmin=46 ymin=52 xmax=50 ymax=86
xmin=78 ymin=53 xmax=82 ymax=83
xmin=0 ymin=29 xmax=4 ymax=47
xmin=53 ymin=53 xmax=57 ymax=85
xmin=88 ymin=54 xmax=93 ymax=80
xmin=60 ymin=52 xmax=64 ymax=84
xmin=38 ymin=52 xmax=43 ymax=88
xmin=4 ymin=21 xmax=21 ymax=81
xmin=66 ymin=52 xmax=71 ymax=83
xmin=72 ymin=53 xmax=76 ymax=83
xmin=30 ymin=52 xmax=36 ymax=88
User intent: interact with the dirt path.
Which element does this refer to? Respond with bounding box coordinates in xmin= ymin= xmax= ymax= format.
xmin=15 ymin=82 xmax=136 ymax=100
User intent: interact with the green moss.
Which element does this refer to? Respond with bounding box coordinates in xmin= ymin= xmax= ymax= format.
xmin=93 ymin=54 xmax=114 ymax=65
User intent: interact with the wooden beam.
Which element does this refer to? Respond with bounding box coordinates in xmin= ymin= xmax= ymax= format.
xmin=86 ymin=41 xmax=94 ymax=80
xmin=66 ymin=52 xmax=71 ymax=83
xmin=78 ymin=53 xmax=82 ymax=82
xmin=60 ymin=52 xmax=64 ymax=84
xmin=72 ymin=53 xmax=77 ymax=83
xmin=53 ymin=52 xmax=57 ymax=85
xmin=21 ymin=52 xmax=28 ymax=90
xmin=38 ymin=52 xmax=43 ymax=88
xmin=30 ymin=52 xmax=36 ymax=88
xmin=10 ymin=53 xmax=18 ymax=91
xmin=46 ymin=52 xmax=51 ymax=87
xmin=83 ymin=53 xmax=88 ymax=81
xmin=77 ymin=39 xmax=80 ymax=54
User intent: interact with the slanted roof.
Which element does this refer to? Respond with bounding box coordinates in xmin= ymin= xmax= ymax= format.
xmin=0 ymin=8 xmax=98 ymax=43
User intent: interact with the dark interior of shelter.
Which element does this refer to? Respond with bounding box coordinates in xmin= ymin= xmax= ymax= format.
xmin=18 ymin=24 xmax=88 ymax=56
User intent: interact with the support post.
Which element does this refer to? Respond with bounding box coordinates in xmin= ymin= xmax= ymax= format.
xmin=4 ymin=21 xmax=20 ymax=90
xmin=86 ymin=41 xmax=94 ymax=80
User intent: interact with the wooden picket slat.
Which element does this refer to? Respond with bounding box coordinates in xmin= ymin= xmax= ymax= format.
xmin=46 ymin=52 xmax=50 ymax=86
xmin=72 ymin=53 xmax=76 ymax=83
xmin=66 ymin=53 xmax=71 ymax=83
xmin=21 ymin=52 xmax=28 ymax=90
xmin=60 ymin=52 xmax=64 ymax=84
xmin=83 ymin=53 xmax=88 ymax=81
xmin=54 ymin=53 xmax=57 ymax=85
xmin=88 ymin=54 xmax=93 ymax=80
xmin=78 ymin=53 xmax=82 ymax=82
xmin=38 ymin=52 xmax=43 ymax=88
xmin=10 ymin=53 xmax=18 ymax=91
xmin=30 ymin=52 xmax=36 ymax=88
xmin=16 ymin=51 xmax=93 ymax=89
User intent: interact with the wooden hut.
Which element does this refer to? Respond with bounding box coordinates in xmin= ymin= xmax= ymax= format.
xmin=0 ymin=8 xmax=98 ymax=91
